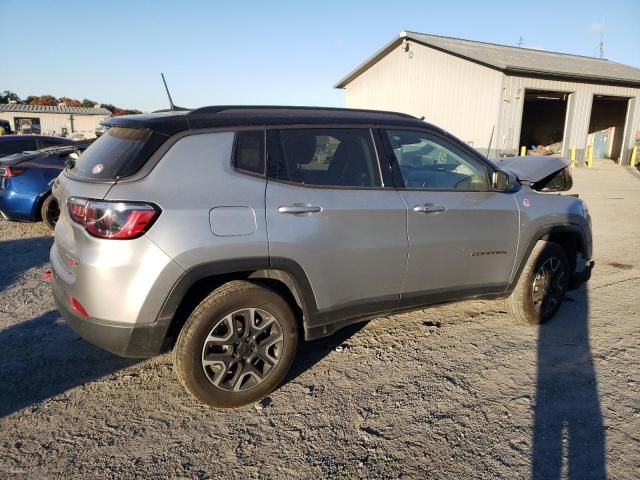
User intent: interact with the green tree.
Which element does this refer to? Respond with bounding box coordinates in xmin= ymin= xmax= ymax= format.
xmin=0 ymin=90 xmax=21 ymax=103
xmin=81 ymin=98 xmax=98 ymax=108
xmin=101 ymin=103 xmax=116 ymax=113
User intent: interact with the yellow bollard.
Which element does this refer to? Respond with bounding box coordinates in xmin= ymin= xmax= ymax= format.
xmin=570 ymin=146 xmax=576 ymax=166
xmin=520 ymin=146 xmax=526 ymax=156
xmin=586 ymin=145 xmax=593 ymax=168
xmin=631 ymin=145 xmax=638 ymax=167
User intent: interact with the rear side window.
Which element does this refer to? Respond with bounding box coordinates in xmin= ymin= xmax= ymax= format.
xmin=0 ymin=139 xmax=37 ymax=156
xmin=268 ymin=128 xmax=381 ymax=188
xmin=234 ymin=131 xmax=264 ymax=175
xmin=68 ymin=127 xmax=164 ymax=180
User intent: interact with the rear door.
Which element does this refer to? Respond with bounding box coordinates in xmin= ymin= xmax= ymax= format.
xmin=381 ymin=128 xmax=519 ymax=301
xmin=265 ymin=127 xmax=408 ymax=316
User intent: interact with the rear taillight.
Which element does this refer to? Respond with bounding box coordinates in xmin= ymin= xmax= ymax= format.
xmin=0 ymin=166 xmax=26 ymax=177
xmin=67 ymin=197 xmax=160 ymax=240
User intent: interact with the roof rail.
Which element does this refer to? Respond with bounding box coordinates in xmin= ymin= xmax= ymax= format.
xmin=188 ymin=105 xmax=417 ymax=119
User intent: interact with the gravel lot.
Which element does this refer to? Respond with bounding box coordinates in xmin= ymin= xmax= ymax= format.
xmin=1 ymin=161 xmax=638 ymax=479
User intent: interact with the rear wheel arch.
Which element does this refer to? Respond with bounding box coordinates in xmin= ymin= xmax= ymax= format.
xmin=161 ymin=260 xmax=316 ymax=347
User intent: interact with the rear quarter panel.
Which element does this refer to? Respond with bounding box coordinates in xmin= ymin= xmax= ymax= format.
xmin=104 ymin=131 xmax=269 ymax=269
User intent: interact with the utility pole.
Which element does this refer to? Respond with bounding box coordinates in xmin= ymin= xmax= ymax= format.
xmin=517 ymin=36 xmax=524 ymax=48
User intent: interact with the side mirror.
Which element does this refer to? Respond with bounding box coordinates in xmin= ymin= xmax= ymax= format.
xmin=492 ymin=170 xmax=516 ymax=192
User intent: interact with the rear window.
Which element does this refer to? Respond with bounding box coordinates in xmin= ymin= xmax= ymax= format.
xmin=68 ymin=127 xmax=164 ymax=180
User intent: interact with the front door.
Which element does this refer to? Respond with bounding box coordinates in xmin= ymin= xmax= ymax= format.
xmin=381 ymin=128 xmax=519 ymax=302
xmin=265 ymin=127 xmax=408 ymax=316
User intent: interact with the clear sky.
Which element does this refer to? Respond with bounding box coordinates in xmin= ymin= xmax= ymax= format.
xmin=1 ymin=0 xmax=638 ymax=112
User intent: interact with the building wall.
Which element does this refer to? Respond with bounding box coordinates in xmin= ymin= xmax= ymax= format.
xmin=0 ymin=112 xmax=108 ymax=138
xmin=496 ymin=75 xmax=640 ymax=163
xmin=344 ymin=42 xmax=504 ymax=151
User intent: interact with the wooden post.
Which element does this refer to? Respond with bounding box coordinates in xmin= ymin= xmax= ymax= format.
xmin=631 ymin=145 xmax=638 ymax=167
xmin=587 ymin=145 xmax=593 ymax=168
xmin=570 ymin=146 xmax=576 ymax=166
xmin=520 ymin=146 xmax=526 ymax=156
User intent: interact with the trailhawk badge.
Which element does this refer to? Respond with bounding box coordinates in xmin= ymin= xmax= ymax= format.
xmin=92 ymin=164 xmax=104 ymax=175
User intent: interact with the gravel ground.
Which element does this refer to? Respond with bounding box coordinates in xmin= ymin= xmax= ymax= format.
xmin=0 ymin=161 xmax=638 ymax=479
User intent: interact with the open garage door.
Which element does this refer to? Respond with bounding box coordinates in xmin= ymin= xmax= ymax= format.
xmin=588 ymin=95 xmax=630 ymax=163
xmin=519 ymin=90 xmax=569 ymax=156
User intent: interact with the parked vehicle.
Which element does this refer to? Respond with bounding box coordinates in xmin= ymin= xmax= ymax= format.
xmin=0 ymin=135 xmax=75 ymax=158
xmin=0 ymin=142 xmax=91 ymax=230
xmin=0 ymin=120 xmax=12 ymax=135
xmin=50 ymin=106 xmax=593 ymax=407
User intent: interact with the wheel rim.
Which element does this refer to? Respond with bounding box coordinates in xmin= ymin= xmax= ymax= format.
xmin=201 ymin=308 xmax=284 ymax=392
xmin=46 ymin=199 xmax=60 ymax=226
xmin=531 ymin=256 xmax=566 ymax=316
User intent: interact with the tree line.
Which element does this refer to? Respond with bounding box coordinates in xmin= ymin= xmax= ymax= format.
xmin=0 ymin=90 xmax=142 ymax=116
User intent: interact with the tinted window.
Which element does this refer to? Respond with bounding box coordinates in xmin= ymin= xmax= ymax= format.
xmin=386 ymin=130 xmax=490 ymax=191
xmin=270 ymin=129 xmax=380 ymax=188
xmin=0 ymin=139 xmax=37 ymax=156
xmin=235 ymin=131 xmax=264 ymax=175
xmin=68 ymin=127 xmax=163 ymax=180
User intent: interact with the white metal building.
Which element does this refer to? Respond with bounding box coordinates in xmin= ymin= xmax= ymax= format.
xmin=0 ymin=104 xmax=111 ymax=139
xmin=335 ymin=31 xmax=640 ymax=164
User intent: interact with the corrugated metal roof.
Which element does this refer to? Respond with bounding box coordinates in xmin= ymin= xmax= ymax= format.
xmin=335 ymin=31 xmax=640 ymax=88
xmin=0 ymin=104 xmax=112 ymax=115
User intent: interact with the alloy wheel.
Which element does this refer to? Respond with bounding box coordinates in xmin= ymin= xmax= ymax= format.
xmin=201 ymin=308 xmax=284 ymax=392
xmin=531 ymin=256 xmax=566 ymax=316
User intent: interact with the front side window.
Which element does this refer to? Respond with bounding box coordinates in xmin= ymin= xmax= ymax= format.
xmin=385 ymin=130 xmax=490 ymax=191
xmin=270 ymin=128 xmax=381 ymax=188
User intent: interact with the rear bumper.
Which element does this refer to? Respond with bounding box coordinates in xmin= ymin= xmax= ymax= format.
xmin=51 ymin=270 xmax=169 ymax=358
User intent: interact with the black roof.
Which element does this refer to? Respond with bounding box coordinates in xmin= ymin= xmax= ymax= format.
xmin=102 ymin=105 xmax=430 ymax=136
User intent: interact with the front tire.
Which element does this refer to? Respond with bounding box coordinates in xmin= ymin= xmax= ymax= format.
xmin=173 ymin=280 xmax=298 ymax=408
xmin=506 ymin=241 xmax=570 ymax=324
xmin=40 ymin=194 xmax=60 ymax=231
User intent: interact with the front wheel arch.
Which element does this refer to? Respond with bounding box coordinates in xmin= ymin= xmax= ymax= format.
xmin=509 ymin=226 xmax=585 ymax=293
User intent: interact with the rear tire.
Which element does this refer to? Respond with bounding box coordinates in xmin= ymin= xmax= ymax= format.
xmin=40 ymin=194 xmax=60 ymax=231
xmin=173 ymin=280 xmax=298 ymax=408
xmin=506 ymin=241 xmax=570 ymax=324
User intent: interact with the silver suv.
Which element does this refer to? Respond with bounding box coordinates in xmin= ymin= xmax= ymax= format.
xmin=50 ymin=106 xmax=593 ymax=407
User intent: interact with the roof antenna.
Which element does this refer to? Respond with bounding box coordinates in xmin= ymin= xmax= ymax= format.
xmin=596 ymin=33 xmax=605 ymax=59
xmin=161 ymin=73 xmax=176 ymax=111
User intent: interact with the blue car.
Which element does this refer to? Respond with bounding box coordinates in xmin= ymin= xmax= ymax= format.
xmin=0 ymin=142 xmax=91 ymax=230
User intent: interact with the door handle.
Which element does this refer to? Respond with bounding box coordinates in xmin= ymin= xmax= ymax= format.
xmin=413 ymin=204 xmax=446 ymax=214
xmin=278 ymin=205 xmax=322 ymax=215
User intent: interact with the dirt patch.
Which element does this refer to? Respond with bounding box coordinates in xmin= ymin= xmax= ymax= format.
xmin=606 ymin=261 xmax=634 ymax=270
